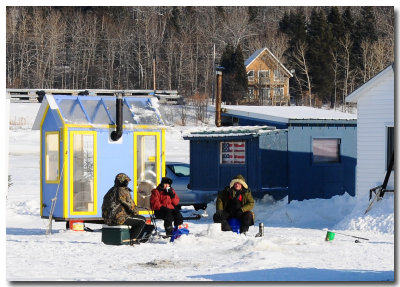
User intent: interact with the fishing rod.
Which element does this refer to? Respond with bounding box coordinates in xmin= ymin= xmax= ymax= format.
xmin=329 ymin=230 xmax=369 ymax=241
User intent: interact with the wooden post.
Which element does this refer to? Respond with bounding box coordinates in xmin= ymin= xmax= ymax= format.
xmin=215 ymin=71 xmax=222 ymax=127
xmin=153 ymin=58 xmax=156 ymax=91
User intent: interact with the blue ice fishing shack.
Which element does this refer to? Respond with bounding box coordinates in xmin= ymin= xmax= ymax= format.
xmin=185 ymin=106 xmax=357 ymax=202
xmin=32 ymin=93 xmax=166 ymax=224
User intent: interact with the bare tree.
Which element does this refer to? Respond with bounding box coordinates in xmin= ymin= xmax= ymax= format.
xmin=292 ymin=41 xmax=312 ymax=106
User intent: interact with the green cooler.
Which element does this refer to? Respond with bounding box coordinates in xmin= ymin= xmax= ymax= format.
xmin=101 ymin=225 xmax=131 ymax=245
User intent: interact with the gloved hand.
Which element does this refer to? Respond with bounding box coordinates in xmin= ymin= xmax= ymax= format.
xmin=234 ymin=208 xmax=243 ymax=218
xmin=160 ymin=206 xmax=169 ymax=213
xmin=227 ymin=198 xmax=242 ymax=213
xmin=166 ymin=187 xmax=175 ymax=199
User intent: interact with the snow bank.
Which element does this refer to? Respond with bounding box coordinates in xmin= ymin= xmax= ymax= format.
xmin=247 ymin=193 xmax=394 ymax=234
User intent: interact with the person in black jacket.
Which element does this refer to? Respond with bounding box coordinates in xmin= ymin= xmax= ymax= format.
xmin=213 ymin=174 xmax=255 ymax=233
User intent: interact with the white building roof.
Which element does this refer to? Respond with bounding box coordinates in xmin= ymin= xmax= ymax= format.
xmin=216 ymin=105 xmax=357 ymax=124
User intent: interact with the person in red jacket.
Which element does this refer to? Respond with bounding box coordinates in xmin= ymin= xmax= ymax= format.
xmin=150 ymin=177 xmax=183 ymax=236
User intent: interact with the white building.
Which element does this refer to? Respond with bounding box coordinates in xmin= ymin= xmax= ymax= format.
xmin=346 ymin=64 xmax=395 ymax=200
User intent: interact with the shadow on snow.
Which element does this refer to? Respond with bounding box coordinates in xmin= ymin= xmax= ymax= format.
xmin=189 ymin=267 xmax=394 ymax=281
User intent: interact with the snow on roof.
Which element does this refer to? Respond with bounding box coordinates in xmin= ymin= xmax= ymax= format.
xmin=183 ymin=125 xmax=278 ymax=138
xmin=220 ymin=105 xmax=357 ymax=124
xmin=244 ymin=47 xmax=293 ymax=77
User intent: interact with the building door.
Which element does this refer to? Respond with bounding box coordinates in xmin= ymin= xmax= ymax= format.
xmin=69 ymin=131 xmax=97 ymax=215
xmin=134 ymin=132 xmax=162 ymax=211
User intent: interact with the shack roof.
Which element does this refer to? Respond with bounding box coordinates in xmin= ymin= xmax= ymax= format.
xmin=216 ymin=105 xmax=357 ymax=125
xmin=32 ymin=94 xmax=164 ymax=130
xmin=183 ymin=125 xmax=278 ymax=140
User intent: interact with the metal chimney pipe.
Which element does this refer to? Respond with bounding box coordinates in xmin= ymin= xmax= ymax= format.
xmin=111 ymin=93 xmax=123 ymax=141
xmin=215 ymin=70 xmax=223 ymax=127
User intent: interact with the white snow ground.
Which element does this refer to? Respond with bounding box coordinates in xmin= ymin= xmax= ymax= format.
xmin=5 ymin=102 xmax=395 ymax=283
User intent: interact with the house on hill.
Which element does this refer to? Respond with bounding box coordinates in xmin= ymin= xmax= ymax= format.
xmin=245 ymin=48 xmax=293 ymax=106
xmin=346 ymin=63 xmax=394 ymax=200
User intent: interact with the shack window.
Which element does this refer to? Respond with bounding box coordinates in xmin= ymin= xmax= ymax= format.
xmin=220 ymin=141 xmax=246 ymax=164
xmin=45 ymin=132 xmax=59 ymax=182
xmin=313 ymin=138 xmax=340 ymax=163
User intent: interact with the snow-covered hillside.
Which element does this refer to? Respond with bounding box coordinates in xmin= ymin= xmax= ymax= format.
xmin=6 ymin=102 xmax=394 ymax=282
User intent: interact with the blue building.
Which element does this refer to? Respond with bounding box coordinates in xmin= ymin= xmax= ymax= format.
xmin=32 ymin=94 xmax=166 ymax=223
xmin=184 ymin=106 xmax=357 ymax=202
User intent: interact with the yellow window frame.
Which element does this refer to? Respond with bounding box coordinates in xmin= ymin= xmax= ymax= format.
xmin=133 ymin=131 xmax=164 ymax=214
xmin=69 ymin=130 xmax=98 ymax=216
xmin=44 ymin=131 xmax=61 ymax=184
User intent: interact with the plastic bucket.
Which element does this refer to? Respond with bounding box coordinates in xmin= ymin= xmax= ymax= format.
xmin=325 ymin=231 xmax=335 ymax=241
xmin=70 ymin=220 xmax=84 ymax=231
xmin=228 ymin=218 xmax=241 ymax=234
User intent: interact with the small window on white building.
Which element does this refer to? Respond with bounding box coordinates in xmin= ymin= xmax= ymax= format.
xmin=220 ymin=141 xmax=246 ymax=164
xmin=247 ymin=70 xmax=254 ymax=81
xmin=313 ymin=138 xmax=340 ymax=163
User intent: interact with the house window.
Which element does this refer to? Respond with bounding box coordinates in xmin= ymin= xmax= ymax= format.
xmin=274 ymin=70 xmax=283 ymax=81
xmin=45 ymin=132 xmax=60 ymax=182
xmin=220 ymin=141 xmax=246 ymax=164
xmin=274 ymin=87 xmax=284 ymax=98
xmin=248 ymin=87 xmax=254 ymax=95
xmin=313 ymin=138 xmax=340 ymax=163
xmin=387 ymin=127 xmax=394 ymax=170
xmin=258 ymin=70 xmax=269 ymax=84
xmin=247 ymin=70 xmax=254 ymax=81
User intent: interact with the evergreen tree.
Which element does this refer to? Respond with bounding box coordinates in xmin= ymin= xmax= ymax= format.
xmin=306 ymin=8 xmax=334 ymax=104
xmin=219 ymin=43 xmax=247 ymax=104
xmin=279 ymin=8 xmax=307 ymax=104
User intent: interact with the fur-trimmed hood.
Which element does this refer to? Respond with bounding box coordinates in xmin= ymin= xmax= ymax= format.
xmin=229 ymin=174 xmax=248 ymax=189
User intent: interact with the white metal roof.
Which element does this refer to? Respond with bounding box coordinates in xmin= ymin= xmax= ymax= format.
xmin=216 ymin=105 xmax=357 ymax=124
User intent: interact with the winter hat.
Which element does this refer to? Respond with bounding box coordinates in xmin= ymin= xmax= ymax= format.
xmin=229 ymin=174 xmax=248 ymax=189
xmin=160 ymin=177 xmax=173 ymax=185
xmin=115 ymin=173 xmax=131 ymax=184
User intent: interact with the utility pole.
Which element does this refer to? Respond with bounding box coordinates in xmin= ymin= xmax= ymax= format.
xmin=153 ymin=58 xmax=156 ymax=92
xmin=211 ymin=44 xmax=216 ymax=105
xmin=215 ymin=67 xmax=223 ymax=127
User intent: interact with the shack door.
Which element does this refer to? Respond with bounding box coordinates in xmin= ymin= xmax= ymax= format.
xmin=69 ymin=131 xmax=97 ymax=216
xmin=134 ymin=132 xmax=162 ymax=212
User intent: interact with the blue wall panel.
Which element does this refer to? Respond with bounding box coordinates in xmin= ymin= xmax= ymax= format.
xmin=287 ymin=125 xmax=356 ymax=202
xmin=190 ymin=140 xmax=219 ymax=190
xmin=41 ymin=109 xmax=64 ymax=218
xmin=94 ymin=129 xmax=134 ymax=218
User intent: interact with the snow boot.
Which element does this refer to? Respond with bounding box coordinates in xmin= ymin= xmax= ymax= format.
xmin=221 ymin=221 xmax=232 ymax=232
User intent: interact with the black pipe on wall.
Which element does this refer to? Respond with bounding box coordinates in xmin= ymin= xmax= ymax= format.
xmin=111 ymin=93 xmax=123 ymax=141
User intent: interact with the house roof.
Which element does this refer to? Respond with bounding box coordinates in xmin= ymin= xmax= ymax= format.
xmin=32 ymin=94 xmax=164 ymax=130
xmin=218 ymin=105 xmax=357 ymax=124
xmin=346 ymin=63 xmax=394 ymax=103
xmin=244 ymin=48 xmax=293 ymax=77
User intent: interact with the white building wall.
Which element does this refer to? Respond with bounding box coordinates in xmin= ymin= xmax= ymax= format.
xmin=355 ymin=68 xmax=394 ymax=200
